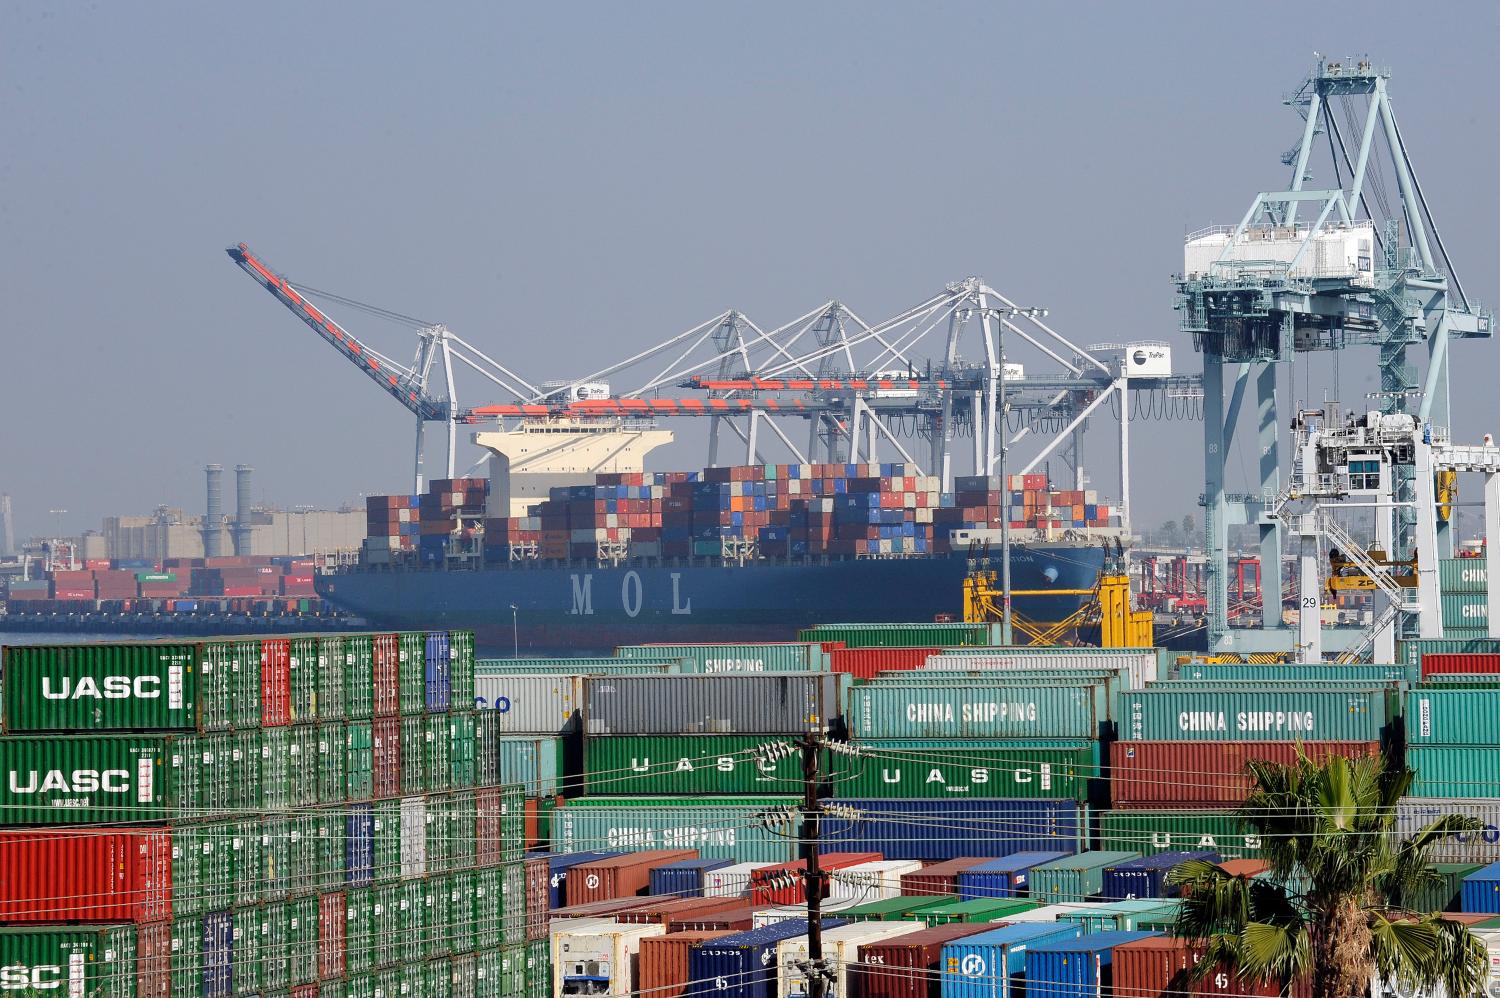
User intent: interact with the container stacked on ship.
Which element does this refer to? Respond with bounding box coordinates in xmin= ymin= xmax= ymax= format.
xmin=0 ymin=630 xmax=537 ymax=998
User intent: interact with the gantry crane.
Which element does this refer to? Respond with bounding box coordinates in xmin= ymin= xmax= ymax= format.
xmin=1176 ymin=58 xmax=1493 ymax=655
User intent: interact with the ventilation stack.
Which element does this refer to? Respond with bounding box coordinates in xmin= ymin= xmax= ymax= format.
xmin=232 ymin=465 xmax=254 ymax=556
xmin=203 ymin=465 xmax=225 ymax=557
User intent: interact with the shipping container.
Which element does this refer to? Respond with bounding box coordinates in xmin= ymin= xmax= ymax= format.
xmin=839 ymin=740 xmax=1097 ymax=801
xmin=450 ymin=631 xmax=476 ymax=711
xmin=638 ymin=931 xmax=734 ymax=998
xmin=852 ymin=923 xmax=997 ymax=998
xmin=474 ymin=675 xmax=580 ymax=734
xmin=688 ymin=919 xmax=844 ymax=998
xmin=776 ymin=921 xmax=927 ymax=998
xmin=1101 ymin=852 xmax=1219 ymax=900
xmin=938 ymin=922 xmax=1085 ymax=998
xmin=1096 ymin=811 xmax=1261 ymax=859
xmin=1111 ymin=935 xmax=1308 ymax=998
xmin=564 ymin=849 xmax=700 ymax=905
xmin=1440 ymin=558 xmax=1490 ymax=593
xmin=902 ymin=859 xmax=989 ymax=899
xmin=829 ymin=647 xmax=943 ymax=680
xmin=582 ymin=675 xmax=845 ymax=735
xmin=1421 ymin=653 xmax=1500 ymax=677
xmin=0 ymin=925 xmax=136 ymax=998
xmin=1121 ymin=688 xmax=1392 ymax=742
xmin=1407 ymin=747 xmax=1500 ymax=798
xmin=1464 ymin=862 xmax=1500 ymax=914
xmin=551 ymin=798 xmax=802 ymax=862
xmin=525 ymin=936 xmax=548 ymax=998
xmin=828 ymin=860 xmax=924 ymax=904
xmin=1170 ymin=662 xmax=1417 ymax=683
xmin=917 ymin=897 xmax=1038 ymax=925
xmin=495 ymin=736 xmax=563 ymax=797
xmin=426 ymin=631 xmax=453 ymax=713
xmin=848 ymin=683 xmax=1105 ymax=740
xmin=1406 ymin=688 xmax=1500 ymax=745
xmin=552 ymin=921 xmax=665 ymax=997
xmin=748 ymin=853 xmax=883 ymax=906
xmin=262 ymin=638 xmax=292 ymax=727
xmin=799 ymin=622 xmax=996 ymax=648
xmin=820 ymin=799 xmax=1085 ymax=861
xmin=533 ymin=852 xmax=621 ymax=909
xmin=1027 ymin=851 xmax=1141 ymax=905
xmin=650 ymin=858 xmax=734 ymax=897
xmin=702 ymin=861 xmax=773 ymax=897
xmin=1 ymin=643 xmax=202 ymax=732
xmin=836 ymin=895 xmax=957 ymax=922
xmin=319 ymin=892 xmax=346 ymax=980
xmin=955 ymin=851 xmax=1072 ymax=900
xmin=477 ymin=656 xmax=686 ymax=676
xmin=1110 ymin=741 xmax=1382 ymax=806
xmin=583 ymin=735 xmax=812 ymax=795
xmin=1399 ymin=638 xmax=1500 ymax=668
xmin=617 ymin=643 xmax=832 ymax=673
xmin=932 ymin=648 xmax=1158 ymax=689
xmin=1022 ymin=931 xmax=1161 ymax=998
xmin=524 ymin=856 xmax=551 ymax=941
xmin=0 ymin=734 xmax=185 ymax=824
xmin=1396 ymin=799 xmax=1500 ymax=864
xmin=667 ymin=906 xmax=760 ymax=933
xmin=372 ymin=634 xmax=400 ymax=718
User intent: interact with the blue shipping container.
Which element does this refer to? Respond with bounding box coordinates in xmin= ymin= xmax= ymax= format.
xmin=820 ymin=799 xmax=1085 ymax=861
xmin=1024 ymin=931 xmax=1161 ymax=998
xmin=425 ymin=632 xmax=451 ymax=713
xmin=687 ymin=920 xmax=846 ymax=998
xmin=940 ymin=922 xmax=1084 ymax=998
xmin=345 ymin=805 xmax=373 ymax=886
xmin=1462 ymin=861 xmax=1500 ymax=913
xmin=203 ymin=910 xmax=233 ymax=998
xmin=649 ymin=857 xmax=733 ymax=897
xmin=956 ymin=851 xmax=1073 ymax=900
xmin=1100 ymin=851 xmax=1219 ymax=901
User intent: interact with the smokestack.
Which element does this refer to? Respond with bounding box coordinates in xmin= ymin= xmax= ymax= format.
xmin=232 ymin=465 xmax=254 ymax=556
xmin=0 ymin=494 xmax=13 ymax=558
xmin=203 ymin=465 xmax=225 ymax=557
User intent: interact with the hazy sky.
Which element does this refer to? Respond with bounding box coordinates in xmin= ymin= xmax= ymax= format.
xmin=4 ymin=1 xmax=1499 ymax=542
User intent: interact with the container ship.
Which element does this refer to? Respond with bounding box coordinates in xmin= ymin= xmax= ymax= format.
xmin=323 ymin=461 xmax=1121 ymax=653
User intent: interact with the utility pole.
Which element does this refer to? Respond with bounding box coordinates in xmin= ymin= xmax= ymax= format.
xmin=800 ymin=733 xmax=828 ymax=998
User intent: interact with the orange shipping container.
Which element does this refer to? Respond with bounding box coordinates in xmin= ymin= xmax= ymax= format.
xmin=564 ymin=849 xmax=699 ymax=905
xmin=639 ymin=932 xmax=736 ymax=998
xmin=1111 ymin=936 xmax=1311 ymax=998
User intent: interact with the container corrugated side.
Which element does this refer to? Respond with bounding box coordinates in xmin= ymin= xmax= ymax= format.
xmin=582 ymin=675 xmax=845 ymax=735
xmin=1023 ymin=931 xmax=1161 ymax=998
xmin=1096 ymin=810 xmax=1262 ymax=859
xmin=1 ymin=643 xmax=203 ymax=732
xmin=1396 ymin=799 xmax=1500 ymax=864
xmin=551 ymin=797 xmax=801 ymax=862
xmin=474 ymin=675 xmax=581 ymax=734
xmin=1121 ymin=687 xmax=1391 ymax=742
xmin=799 ymin=622 xmax=993 ymax=648
xmin=840 ymin=739 xmax=1097 ymax=801
xmin=1406 ymin=688 xmax=1500 ymax=745
xmin=848 ymin=683 xmax=1104 ymax=739
xmin=1029 ymin=850 xmax=1142 ymax=905
xmin=493 ymin=736 xmax=563 ymax=797
xmin=1111 ymin=936 xmax=1305 ymax=998
xmin=0 ymin=829 xmax=171 ymax=922
xmin=0 ymin=735 xmax=180 ymax=824
xmin=939 ymin=923 xmax=1085 ymax=998
xmin=933 ymin=648 xmax=1157 ymax=688
xmin=477 ymin=656 xmax=686 ymax=675
xmin=1169 ymin=662 xmax=1417 ymax=683
xmin=616 ymin=643 xmax=830 ymax=673
xmin=1110 ymin=741 xmax=1381 ymax=806
xmin=582 ymin=735 xmax=811 ymax=795
xmin=819 ymin=799 xmax=1085 ymax=861
xmin=1440 ymin=558 xmax=1490 ymax=593
xmin=1399 ymin=638 xmax=1500 ymax=667
xmin=0 ymin=925 xmax=137 ymax=998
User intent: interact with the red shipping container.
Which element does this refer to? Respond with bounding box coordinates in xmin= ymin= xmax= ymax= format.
xmin=550 ymin=896 xmax=663 ymax=921
xmin=318 ymin=892 xmax=346 ymax=980
xmin=372 ymin=634 xmax=400 ymax=716
xmin=1421 ymin=653 xmax=1500 ymax=676
xmin=475 ymin=786 xmax=503 ymax=868
xmin=666 ymin=906 xmax=759 ymax=933
xmin=260 ymin=638 xmax=291 ymax=726
xmin=829 ymin=647 xmax=941 ymax=679
xmin=617 ymin=897 xmax=747 ymax=926
xmin=748 ymin=852 xmax=883 ymax=906
xmin=1110 ymin=741 xmax=1380 ymax=807
xmin=1111 ymin=936 xmax=1311 ymax=998
xmin=0 ymin=829 xmax=172 ymax=923
xmin=900 ymin=858 xmax=987 ymax=899
xmin=525 ymin=856 xmax=550 ymax=941
xmin=638 ymin=932 xmax=735 ymax=998
xmin=564 ymin=850 xmax=699 ymax=905
xmin=291 ymin=986 xmax=320 ymax=998
xmin=136 ymin=922 xmax=171 ymax=998
xmin=372 ymin=716 xmax=401 ymax=800
xmin=855 ymin=924 xmax=997 ymax=998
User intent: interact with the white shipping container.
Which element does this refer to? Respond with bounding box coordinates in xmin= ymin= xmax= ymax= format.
xmin=1395 ymin=797 xmax=1500 ymax=864
xmin=930 ymin=649 xmax=1158 ymax=689
xmin=474 ymin=674 xmax=582 ymax=734
xmin=1369 ymin=929 xmax=1500 ymax=998
xmin=551 ymin=921 xmax=665 ymax=998
xmin=827 ymin=860 xmax=923 ymax=903
xmin=993 ymin=903 xmax=1088 ymax=923
xmin=776 ymin=921 xmax=928 ymax=998
xmin=703 ymin=862 xmax=770 ymax=897
xmin=400 ymin=796 xmax=426 ymax=879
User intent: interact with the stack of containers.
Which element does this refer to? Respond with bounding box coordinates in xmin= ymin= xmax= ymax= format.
xmin=554 ymin=674 xmax=843 ymax=861
xmin=1102 ymin=675 xmax=1394 ymax=858
xmin=364 ymin=494 xmax=421 ymax=559
xmin=1438 ymin=557 xmax=1492 ymax=639
xmin=1405 ymin=683 xmax=1500 ymax=798
xmin=417 ymin=477 xmax=489 ymax=564
xmin=0 ymin=630 xmax=530 ymax=998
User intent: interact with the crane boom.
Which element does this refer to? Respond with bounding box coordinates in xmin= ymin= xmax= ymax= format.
xmin=226 ymin=243 xmax=449 ymax=421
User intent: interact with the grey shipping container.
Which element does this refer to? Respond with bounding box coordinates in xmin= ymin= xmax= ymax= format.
xmin=1396 ymin=798 xmax=1500 ymax=864
xmin=582 ymin=675 xmax=845 ymax=735
xmin=474 ymin=675 xmax=581 ymax=734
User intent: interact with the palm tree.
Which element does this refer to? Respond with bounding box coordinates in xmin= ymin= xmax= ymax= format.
xmin=1166 ymin=749 xmax=1488 ymax=998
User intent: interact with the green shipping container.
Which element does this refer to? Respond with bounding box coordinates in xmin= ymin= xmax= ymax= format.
xmin=373 ymin=799 xmax=401 ymax=883
xmin=233 ymin=905 xmax=265 ymax=996
xmin=451 ymin=630 xmax=477 ymax=710
xmin=450 ymin=713 xmax=477 ymax=790
xmin=345 ymin=887 xmax=374 ymax=975
xmin=918 ymin=898 xmax=1038 ymax=925
xmin=1056 ymin=899 xmax=1176 ymax=933
xmin=1097 ymin=809 xmax=1264 ymax=859
xmin=1029 ymin=850 xmax=1142 ymax=904
xmin=1129 ymin=901 xmax=1186 ymax=932
xmin=525 ymin=937 xmax=549 ymax=998
xmin=450 ymin=870 xmax=480 ymax=956
xmin=313 ymin=810 xmax=347 ymax=892
xmin=424 ymin=792 xmax=456 ymax=876
xmin=847 ymin=682 xmax=1106 ymax=739
xmin=1407 ymin=746 xmax=1500 ymax=797
xmin=1 ymin=643 xmax=204 ymax=732
xmin=1169 ymin=662 xmax=1417 ymax=683
xmin=202 ymin=638 xmax=263 ymax=730
xmin=399 ymin=632 xmax=428 ymax=715
xmin=0 ymin=926 xmax=136 ymax=998
xmin=501 ymin=862 xmax=527 ymax=944
xmin=1440 ymin=558 xmax=1490 ymax=593
xmin=430 ymin=955 xmax=455 ymax=998
xmin=170 ymin=914 xmax=204 ymax=998
xmin=582 ymin=735 xmax=806 ymax=795
xmin=837 ymin=895 xmax=958 ymax=921
xmin=262 ymin=899 xmax=291 ymax=992
xmin=288 ymin=635 xmax=320 ymax=723
xmin=261 ymin=814 xmax=294 ymax=900
xmin=427 ymin=714 xmax=452 ymax=792
xmin=498 ymin=784 xmax=526 ymax=864
xmin=840 ymin=739 xmax=1097 ymax=801
xmin=1399 ymin=638 xmax=1500 ymax=667
xmin=444 ymin=790 xmax=476 ymax=873
xmin=550 ymin=796 xmax=801 ymax=861
xmin=402 ymin=716 xmax=428 ymax=795
xmin=370 ymin=884 xmax=402 ymax=968
xmin=1442 ymin=592 xmax=1491 ymax=630
xmin=0 ymin=734 xmax=187 ymax=824
xmin=318 ymin=722 xmax=348 ymax=803
xmin=497 ymin=736 xmax=562 ymax=797
xmin=1406 ymin=689 xmax=1500 ymax=745
xmin=396 ymin=879 xmax=424 ymax=965
xmin=171 ymin=821 xmax=239 ymax=915
xmin=474 ymin=867 xmax=504 ymax=951
xmin=501 ymin=944 xmax=529 ymax=998
xmin=1410 ymin=863 xmax=1481 ymax=911
xmin=616 ymin=642 xmax=830 ymax=672
xmin=1121 ymin=687 xmax=1391 ymax=741
xmin=347 ymin=721 xmax=374 ymax=801
xmin=345 ymin=634 xmax=375 ymax=720
xmin=316 ymin=634 xmax=348 ymax=723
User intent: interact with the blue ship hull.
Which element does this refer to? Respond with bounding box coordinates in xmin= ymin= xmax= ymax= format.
xmin=317 ymin=544 xmax=1109 ymax=654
